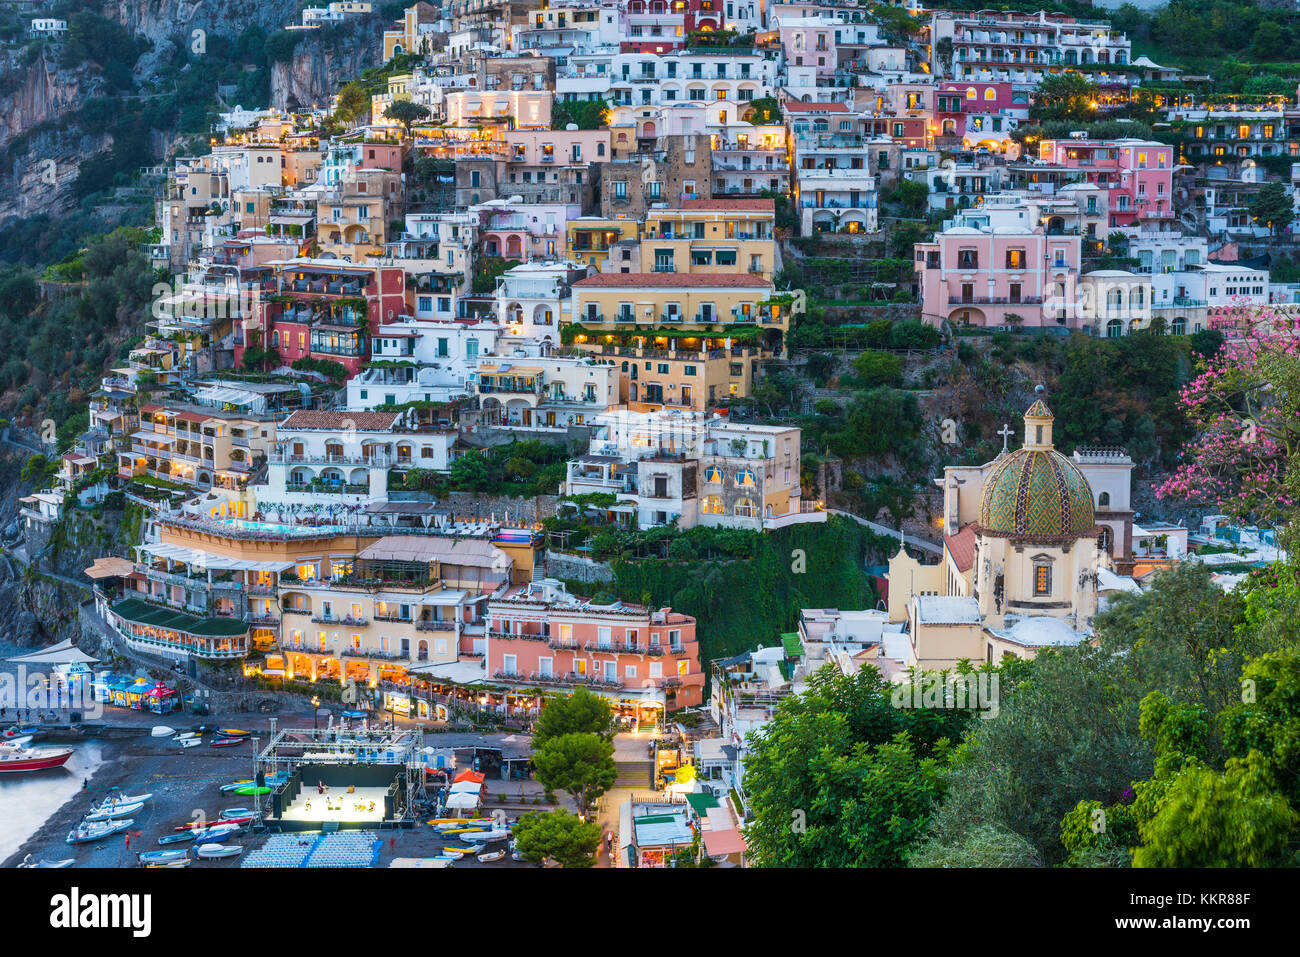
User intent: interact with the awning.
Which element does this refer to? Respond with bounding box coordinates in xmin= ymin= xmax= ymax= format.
xmin=449 ymin=780 xmax=482 ymax=794
xmin=85 ymin=557 xmax=136 ymax=580
xmin=453 ymin=769 xmax=485 ymax=785
xmin=139 ymin=542 xmax=294 ymax=572
xmin=5 ymin=638 xmax=99 ymax=665
xmin=131 ymin=431 xmax=174 ymax=445
xmin=702 ymin=828 xmax=747 ymax=857
xmin=445 ymin=791 xmax=480 ymax=809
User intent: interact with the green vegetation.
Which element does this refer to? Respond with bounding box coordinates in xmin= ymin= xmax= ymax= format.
xmin=550 ymin=99 xmax=611 ymax=130
xmin=513 ymin=810 xmax=602 ymax=867
xmin=391 ymin=440 xmax=570 ymax=498
xmin=566 ymin=518 xmax=891 ymax=665
xmin=531 ymin=732 xmax=617 ymax=819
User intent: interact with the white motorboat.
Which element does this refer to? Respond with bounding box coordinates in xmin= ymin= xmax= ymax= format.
xmin=195 ymin=844 xmax=243 ymax=860
xmin=220 ymin=808 xmax=254 ymax=821
xmin=463 ymin=829 xmax=510 ymax=845
xmin=103 ymin=791 xmax=153 ymax=805
xmin=151 ymin=726 xmax=176 ymax=738
xmin=84 ymin=801 xmax=146 ymax=822
xmin=193 ymin=823 xmax=239 ymax=843
xmin=18 ymin=854 xmax=74 ymax=868
xmin=67 ymin=818 xmax=133 ymax=844
xmin=476 ymin=849 xmax=506 ymax=863
xmin=138 ymin=849 xmax=189 ymax=866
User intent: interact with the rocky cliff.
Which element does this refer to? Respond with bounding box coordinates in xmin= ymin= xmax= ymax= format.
xmin=106 ymin=0 xmax=304 ymax=45
xmin=269 ymin=19 xmax=385 ymax=111
xmin=0 ymin=51 xmax=101 ymax=153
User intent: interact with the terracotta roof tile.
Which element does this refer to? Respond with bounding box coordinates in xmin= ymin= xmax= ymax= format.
xmin=944 ymin=524 xmax=978 ymax=573
xmin=678 ymin=198 xmax=775 ymax=212
xmin=280 ymin=410 xmax=401 ymax=431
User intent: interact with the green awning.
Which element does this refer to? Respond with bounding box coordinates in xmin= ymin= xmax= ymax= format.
xmin=685 ymin=792 xmax=720 ymax=816
xmin=112 ymin=597 xmax=250 ymax=638
xmin=781 ymin=632 xmax=804 ymax=658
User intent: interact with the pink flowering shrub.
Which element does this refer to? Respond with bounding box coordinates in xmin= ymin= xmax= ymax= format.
xmin=1154 ymin=302 xmax=1300 ymax=524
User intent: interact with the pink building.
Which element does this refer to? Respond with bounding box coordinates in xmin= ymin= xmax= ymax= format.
xmin=1038 ymin=138 xmax=1173 ymax=227
xmin=476 ymin=201 xmax=581 ymax=261
xmin=780 ymin=21 xmax=839 ymax=79
xmin=484 ymin=579 xmax=704 ymax=721
xmin=915 ymin=204 xmax=1083 ymax=330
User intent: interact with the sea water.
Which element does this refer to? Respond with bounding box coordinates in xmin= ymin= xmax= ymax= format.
xmin=0 ymin=743 xmax=104 ymax=863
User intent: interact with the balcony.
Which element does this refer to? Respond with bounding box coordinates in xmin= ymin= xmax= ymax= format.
xmin=311 ymin=614 xmax=369 ymax=626
xmin=416 ymin=619 xmax=457 ymax=632
xmin=493 ymin=669 xmax=624 ymax=690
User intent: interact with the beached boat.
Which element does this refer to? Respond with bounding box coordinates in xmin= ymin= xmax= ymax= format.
xmin=102 ymin=790 xmax=153 ymax=805
xmin=84 ymin=800 xmax=146 ymax=822
xmin=211 ymin=737 xmax=244 ymax=748
xmin=233 ymin=785 xmax=270 ymax=795
xmin=215 ymin=728 xmax=250 ymax=737
xmin=18 ymin=854 xmax=74 ymax=868
xmin=441 ymin=846 xmax=476 ymax=855
xmin=67 ymin=818 xmax=133 ymax=844
xmin=220 ymin=808 xmax=254 ymax=820
xmin=193 ymin=824 xmax=239 ymax=843
xmin=150 ymin=726 xmax=175 ymax=738
xmin=476 ymin=850 xmax=506 ymax=863
xmin=220 ymin=773 xmax=285 ymax=792
xmin=144 ymin=858 xmax=191 ymax=868
xmin=3 ymin=735 xmax=32 ymax=748
xmin=178 ymin=738 xmax=201 ymax=749
xmin=173 ymin=732 xmax=198 ymax=741
xmin=0 ymin=742 xmax=74 ymax=774
xmin=195 ymin=844 xmax=243 ymax=860
xmin=138 ymin=849 xmax=189 ymax=866
xmin=157 ymin=831 xmax=196 ymax=845
xmin=175 ymin=815 xmax=252 ymax=831
xmin=463 ymin=829 xmax=510 ymax=845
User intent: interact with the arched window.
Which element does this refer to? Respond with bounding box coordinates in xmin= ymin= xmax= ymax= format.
xmin=735 ymin=468 xmax=757 ymax=488
xmin=965 ymin=87 xmax=977 ymax=99
xmin=1098 ymin=527 xmax=1113 ymax=554
xmin=1171 ymin=316 xmax=1187 ymax=335
xmin=1106 ymin=319 xmax=1124 ymax=338
xmin=1098 ymin=491 xmax=1110 ymax=507
xmin=704 ymin=465 xmax=724 ymax=484
xmin=702 ymin=495 xmax=724 ymax=514
xmin=984 ymin=87 xmax=996 ymax=100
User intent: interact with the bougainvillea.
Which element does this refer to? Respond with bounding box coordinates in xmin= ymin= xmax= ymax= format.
xmin=1154 ymin=302 xmax=1300 ymax=524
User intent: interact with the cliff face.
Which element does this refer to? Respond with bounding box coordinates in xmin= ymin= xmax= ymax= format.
xmin=106 ymin=0 xmax=304 ymax=45
xmin=0 ymin=53 xmax=101 ymax=153
xmin=269 ymin=20 xmax=385 ymax=111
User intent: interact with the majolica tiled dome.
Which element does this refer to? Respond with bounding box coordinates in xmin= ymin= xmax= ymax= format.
xmin=978 ymin=401 xmax=1095 ymax=539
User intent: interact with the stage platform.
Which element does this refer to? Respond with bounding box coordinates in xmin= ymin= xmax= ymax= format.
xmin=280 ymin=785 xmax=389 ymax=825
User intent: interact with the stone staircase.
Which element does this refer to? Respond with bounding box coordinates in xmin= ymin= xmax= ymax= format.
xmin=613 ymin=759 xmax=654 ymax=790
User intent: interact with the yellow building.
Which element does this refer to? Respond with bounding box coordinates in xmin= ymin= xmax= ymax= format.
xmin=566 ymin=217 xmax=641 ymax=270
xmin=641 ymin=198 xmax=778 ymax=280
xmin=567 ymin=272 xmax=786 ymax=409
xmin=382 ymin=1 xmax=440 ymax=60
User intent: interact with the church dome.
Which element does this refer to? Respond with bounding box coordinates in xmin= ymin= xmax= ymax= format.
xmin=978 ymin=400 xmax=1095 ymax=540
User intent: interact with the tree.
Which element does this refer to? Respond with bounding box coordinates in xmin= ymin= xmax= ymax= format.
xmin=1250 ymin=181 xmax=1295 ymax=237
xmin=383 ymin=100 xmax=431 ymax=138
xmin=551 ymin=99 xmax=610 ymax=130
xmin=851 ymin=350 xmax=903 ymax=387
xmin=745 ymin=97 xmax=781 ymax=124
xmin=1154 ymin=305 xmax=1300 ymax=525
xmin=1030 ymin=73 xmax=1099 ymax=123
xmin=334 ymin=81 xmax=371 ymax=126
xmin=531 ymin=686 xmax=614 ymax=750
xmin=890 ymin=178 xmax=929 ymax=218
xmin=448 ymin=449 xmax=490 ymax=490
xmin=513 ymin=810 xmax=602 ymax=867
xmin=531 ymin=732 xmax=616 ymax=819
xmin=1251 ymin=21 xmax=1288 ymax=61
xmin=742 ymin=666 xmax=981 ymax=867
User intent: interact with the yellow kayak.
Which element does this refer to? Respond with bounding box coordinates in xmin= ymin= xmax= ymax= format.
xmin=428 ymin=818 xmax=491 ymax=826
xmin=443 ymin=828 xmax=486 ymax=835
xmin=442 ymin=847 xmax=475 ymax=854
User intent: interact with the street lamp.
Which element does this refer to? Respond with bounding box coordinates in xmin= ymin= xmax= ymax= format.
xmin=312 ymin=696 xmax=321 ymax=730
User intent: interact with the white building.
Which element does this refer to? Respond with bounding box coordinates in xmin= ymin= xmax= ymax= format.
xmin=346 ymin=319 xmax=503 ymax=410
